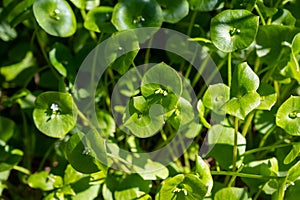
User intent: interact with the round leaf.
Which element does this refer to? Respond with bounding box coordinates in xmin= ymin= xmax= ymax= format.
xmin=159 ymin=174 xmax=207 ymax=200
xmin=156 ymin=0 xmax=189 ymax=23
xmin=33 ymin=0 xmax=77 ymax=37
xmin=33 ymin=92 xmax=77 ymax=138
xmin=215 ymin=187 xmax=248 ymax=200
xmin=111 ymin=0 xmax=163 ymax=30
xmin=210 ymin=9 xmax=259 ymax=52
xmin=276 ymin=96 xmax=300 ymax=136
xmin=0 ymin=116 xmax=15 ymax=142
xmin=84 ymin=7 xmax=116 ymax=33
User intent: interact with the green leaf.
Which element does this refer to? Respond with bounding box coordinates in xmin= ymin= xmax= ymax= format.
xmin=285 ymin=179 xmax=300 ymax=200
xmin=65 ymin=131 xmax=107 ymax=174
xmin=69 ymin=0 xmax=99 ymax=10
xmin=254 ymin=108 xmax=277 ymax=134
xmin=272 ymin=9 xmax=296 ymax=26
xmin=206 ymin=125 xmax=246 ymax=170
xmin=133 ymin=159 xmax=169 ymax=180
xmin=33 ymin=92 xmax=78 ymax=138
xmin=284 ymin=143 xmax=300 ymax=164
xmin=287 ymin=161 xmax=300 ymax=183
xmin=64 ymin=164 xmax=86 ymax=185
xmin=33 ymin=0 xmax=77 ymax=37
xmin=224 ymin=62 xmax=260 ymax=119
xmin=0 ymin=170 xmax=10 ymax=195
xmin=257 ymin=83 xmax=277 ymax=110
xmin=111 ymin=0 xmax=163 ymax=30
xmin=27 ymin=171 xmax=62 ymax=191
xmin=104 ymin=31 xmax=139 ymax=74
xmin=210 ymin=9 xmax=259 ymax=52
xmin=256 ymin=0 xmax=278 ymax=18
xmin=84 ymin=7 xmax=116 ymax=33
xmin=276 ymin=96 xmax=300 ymax=136
xmin=214 ymin=187 xmax=248 ymax=200
xmin=189 ymin=0 xmax=224 ymax=11
xmin=0 ymin=144 xmax=23 ymax=172
xmin=202 ymin=83 xmax=230 ymax=114
xmin=49 ymin=43 xmax=71 ymax=77
xmin=159 ymin=174 xmax=207 ymax=200
xmin=195 ymin=156 xmax=213 ymax=196
xmin=0 ymin=20 xmax=17 ymax=41
xmin=156 ymin=0 xmax=189 ymax=23
xmin=0 ymin=116 xmax=15 ymax=142
xmin=241 ymin=157 xmax=278 ymax=195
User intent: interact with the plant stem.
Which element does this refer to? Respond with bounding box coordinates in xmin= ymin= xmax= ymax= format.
xmin=211 ymin=171 xmax=278 ymax=179
xmin=187 ymin=11 xmax=198 ymax=37
xmin=228 ymin=52 xmax=232 ymax=87
xmin=243 ymin=142 xmax=297 ymax=155
xmin=192 ymin=54 xmax=210 ymax=87
xmin=232 ymin=117 xmax=239 ymax=172
xmin=254 ymin=4 xmax=266 ymax=25
xmin=258 ymin=126 xmax=276 ymax=148
xmin=12 ymin=165 xmax=31 ymax=175
xmin=241 ymin=111 xmax=255 ymax=137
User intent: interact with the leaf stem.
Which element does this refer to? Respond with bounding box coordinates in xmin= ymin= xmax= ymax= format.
xmin=243 ymin=142 xmax=297 ymax=155
xmin=254 ymin=4 xmax=266 ymax=25
xmin=12 ymin=165 xmax=31 ymax=175
xmin=228 ymin=52 xmax=232 ymax=88
xmin=211 ymin=171 xmax=278 ymax=179
xmin=241 ymin=111 xmax=255 ymax=137
xmin=232 ymin=117 xmax=239 ymax=172
xmin=187 ymin=11 xmax=197 ymax=36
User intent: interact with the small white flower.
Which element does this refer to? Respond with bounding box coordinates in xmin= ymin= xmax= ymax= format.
xmin=50 ymin=103 xmax=59 ymax=112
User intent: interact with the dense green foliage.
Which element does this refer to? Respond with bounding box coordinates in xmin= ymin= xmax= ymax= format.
xmin=1 ymin=0 xmax=300 ymax=199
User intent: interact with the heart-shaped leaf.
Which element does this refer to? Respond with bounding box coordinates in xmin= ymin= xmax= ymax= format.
xmin=215 ymin=187 xmax=248 ymax=200
xmin=156 ymin=0 xmax=189 ymax=23
xmin=158 ymin=174 xmax=207 ymax=200
xmin=33 ymin=0 xmax=77 ymax=37
xmin=276 ymin=96 xmax=300 ymax=136
xmin=112 ymin=0 xmax=163 ymax=30
xmin=84 ymin=7 xmax=116 ymax=33
xmin=65 ymin=131 xmax=107 ymax=174
xmin=189 ymin=0 xmax=225 ymax=11
xmin=210 ymin=9 xmax=259 ymax=52
xmin=33 ymin=92 xmax=78 ymax=138
xmin=224 ymin=62 xmax=260 ymax=119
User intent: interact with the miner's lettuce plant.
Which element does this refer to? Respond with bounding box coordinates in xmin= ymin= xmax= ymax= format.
xmin=0 ymin=0 xmax=300 ymax=199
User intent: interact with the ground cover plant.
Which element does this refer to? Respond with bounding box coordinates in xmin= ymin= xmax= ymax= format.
xmin=0 ymin=0 xmax=300 ymax=199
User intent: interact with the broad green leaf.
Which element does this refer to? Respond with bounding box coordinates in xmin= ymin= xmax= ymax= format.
xmin=0 ymin=116 xmax=15 ymax=142
xmin=141 ymin=63 xmax=182 ymax=100
xmin=256 ymin=25 xmax=300 ymax=64
xmin=241 ymin=157 xmax=278 ymax=195
xmin=71 ymin=179 xmax=100 ymax=200
xmin=63 ymin=164 xmax=86 ymax=185
xmin=33 ymin=92 xmax=77 ymax=138
xmin=214 ymin=187 xmax=248 ymax=200
xmin=272 ymin=9 xmax=296 ymax=26
xmin=210 ymin=9 xmax=259 ymax=52
xmin=65 ymin=131 xmax=106 ymax=174
xmin=287 ymin=161 xmax=300 ymax=183
xmin=33 ymin=0 xmax=77 ymax=37
xmin=156 ymin=0 xmax=189 ymax=23
xmin=114 ymin=188 xmax=146 ymax=200
xmin=284 ymin=143 xmax=300 ymax=164
xmin=133 ymin=159 xmax=169 ymax=180
xmin=206 ymin=124 xmax=246 ymax=170
xmin=111 ymin=0 xmax=163 ymax=30
xmin=276 ymin=96 xmax=300 ymax=136
xmin=27 ymin=171 xmax=62 ymax=191
xmin=0 ymin=51 xmax=36 ymax=82
xmin=257 ymin=83 xmax=277 ymax=110
xmin=84 ymin=7 xmax=116 ymax=33
xmin=202 ymin=83 xmax=229 ymax=114
xmin=225 ymin=62 xmax=260 ymax=119
xmin=49 ymin=43 xmax=71 ymax=77
xmin=69 ymin=0 xmax=99 ymax=10
xmin=231 ymin=0 xmax=256 ymax=10
xmin=189 ymin=0 xmax=224 ymax=11
xmin=285 ymin=179 xmax=300 ymax=200
xmin=0 ymin=144 xmax=23 ymax=172
xmin=159 ymin=174 xmax=207 ymax=200
xmin=104 ymin=31 xmax=139 ymax=74
xmin=256 ymin=0 xmax=278 ymax=18
xmin=195 ymin=156 xmax=213 ymax=195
